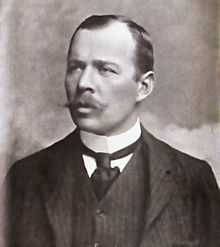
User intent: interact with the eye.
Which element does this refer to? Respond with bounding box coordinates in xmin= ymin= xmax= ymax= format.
xmin=98 ymin=65 xmax=117 ymax=75
xmin=67 ymin=61 xmax=84 ymax=74
xmin=67 ymin=65 xmax=80 ymax=74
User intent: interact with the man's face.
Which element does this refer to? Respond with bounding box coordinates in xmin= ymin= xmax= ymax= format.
xmin=65 ymin=22 xmax=141 ymax=135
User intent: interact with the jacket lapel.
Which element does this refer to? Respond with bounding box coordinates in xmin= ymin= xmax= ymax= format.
xmin=141 ymin=127 xmax=178 ymax=233
xmin=41 ymin=130 xmax=83 ymax=247
xmin=39 ymin=127 xmax=180 ymax=246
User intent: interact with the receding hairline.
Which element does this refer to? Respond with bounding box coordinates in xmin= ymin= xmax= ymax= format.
xmin=67 ymin=15 xmax=154 ymax=77
xmin=68 ymin=17 xmax=137 ymax=52
xmin=68 ymin=15 xmax=151 ymax=54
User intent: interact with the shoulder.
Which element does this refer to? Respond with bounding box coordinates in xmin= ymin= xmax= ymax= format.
xmin=6 ymin=130 xmax=80 ymax=185
xmin=142 ymin=127 xmax=219 ymax=190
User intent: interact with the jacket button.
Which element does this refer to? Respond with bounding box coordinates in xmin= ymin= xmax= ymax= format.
xmin=94 ymin=242 xmax=99 ymax=247
xmin=96 ymin=209 xmax=105 ymax=217
xmin=96 ymin=209 xmax=101 ymax=214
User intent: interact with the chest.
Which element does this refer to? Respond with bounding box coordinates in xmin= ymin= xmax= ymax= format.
xmin=71 ymin=146 xmax=149 ymax=247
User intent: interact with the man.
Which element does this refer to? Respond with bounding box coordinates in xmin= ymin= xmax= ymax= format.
xmin=6 ymin=15 xmax=220 ymax=247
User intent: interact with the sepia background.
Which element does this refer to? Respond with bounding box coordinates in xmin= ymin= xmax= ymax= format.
xmin=0 ymin=1 xmax=219 ymax=244
xmin=0 ymin=0 xmax=219 ymax=186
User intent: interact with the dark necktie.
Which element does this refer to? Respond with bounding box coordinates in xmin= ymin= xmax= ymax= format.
xmin=81 ymin=138 xmax=140 ymax=200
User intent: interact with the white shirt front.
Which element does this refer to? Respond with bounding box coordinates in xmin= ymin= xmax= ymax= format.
xmin=80 ymin=119 xmax=141 ymax=177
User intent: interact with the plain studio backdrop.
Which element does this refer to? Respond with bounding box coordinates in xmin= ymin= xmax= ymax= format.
xmin=0 ymin=0 xmax=219 ymax=186
xmin=0 ymin=2 xmax=219 ymax=244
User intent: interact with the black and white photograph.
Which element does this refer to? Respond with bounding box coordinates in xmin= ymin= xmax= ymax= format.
xmin=0 ymin=1 xmax=220 ymax=246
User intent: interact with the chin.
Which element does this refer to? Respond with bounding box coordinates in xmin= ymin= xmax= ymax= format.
xmin=73 ymin=117 xmax=106 ymax=135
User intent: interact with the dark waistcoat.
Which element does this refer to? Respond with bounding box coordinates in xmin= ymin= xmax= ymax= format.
xmin=72 ymin=141 xmax=149 ymax=247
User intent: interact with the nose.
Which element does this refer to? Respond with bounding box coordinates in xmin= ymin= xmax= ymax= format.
xmin=78 ymin=66 xmax=95 ymax=92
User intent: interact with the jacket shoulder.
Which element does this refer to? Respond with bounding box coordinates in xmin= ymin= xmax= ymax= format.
xmin=7 ymin=130 xmax=79 ymax=185
xmin=142 ymin=127 xmax=218 ymax=188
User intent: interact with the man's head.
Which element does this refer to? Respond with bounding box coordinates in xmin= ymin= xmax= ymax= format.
xmin=65 ymin=15 xmax=154 ymax=135
xmin=68 ymin=15 xmax=154 ymax=79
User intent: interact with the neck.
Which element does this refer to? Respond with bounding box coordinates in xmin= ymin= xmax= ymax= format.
xmin=80 ymin=118 xmax=141 ymax=153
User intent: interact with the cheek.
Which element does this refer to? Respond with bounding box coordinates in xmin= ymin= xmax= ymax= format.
xmin=112 ymin=83 xmax=137 ymax=104
xmin=65 ymin=76 xmax=77 ymax=98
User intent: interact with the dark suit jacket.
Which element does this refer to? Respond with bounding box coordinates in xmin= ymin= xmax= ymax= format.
xmin=5 ymin=128 xmax=220 ymax=247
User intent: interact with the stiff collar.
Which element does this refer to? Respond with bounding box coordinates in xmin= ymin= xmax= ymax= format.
xmin=80 ymin=118 xmax=141 ymax=153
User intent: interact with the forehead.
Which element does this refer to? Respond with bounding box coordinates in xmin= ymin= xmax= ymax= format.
xmin=69 ymin=22 xmax=136 ymax=64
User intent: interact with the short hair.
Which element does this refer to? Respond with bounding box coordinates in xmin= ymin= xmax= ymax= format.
xmin=67 ymin=15 xmax=154 ymax=78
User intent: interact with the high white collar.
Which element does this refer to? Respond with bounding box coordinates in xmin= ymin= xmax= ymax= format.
xmin=80 ymin=118 xmax=141 ymax=153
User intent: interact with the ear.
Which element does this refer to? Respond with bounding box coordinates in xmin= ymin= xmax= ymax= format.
xmin=136 ymin=71 xmax=154 ymax=102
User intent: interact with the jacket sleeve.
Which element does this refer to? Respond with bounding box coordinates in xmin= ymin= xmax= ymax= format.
xmin=194 ymin=162 xmax=220 ymax=247
xmin=4 ymin=161 xmax=54 ymax=247
xmin=204 ymin=164 xmax=220 ymax=246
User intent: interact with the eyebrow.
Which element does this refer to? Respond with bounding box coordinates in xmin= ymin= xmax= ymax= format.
xmin=68 ymin=58 xmax=121 ymax=70
xmin=67 ymin=59 xmax=84 ymax=65
xmin=93 ymin=59 xmax=120 ymax=69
